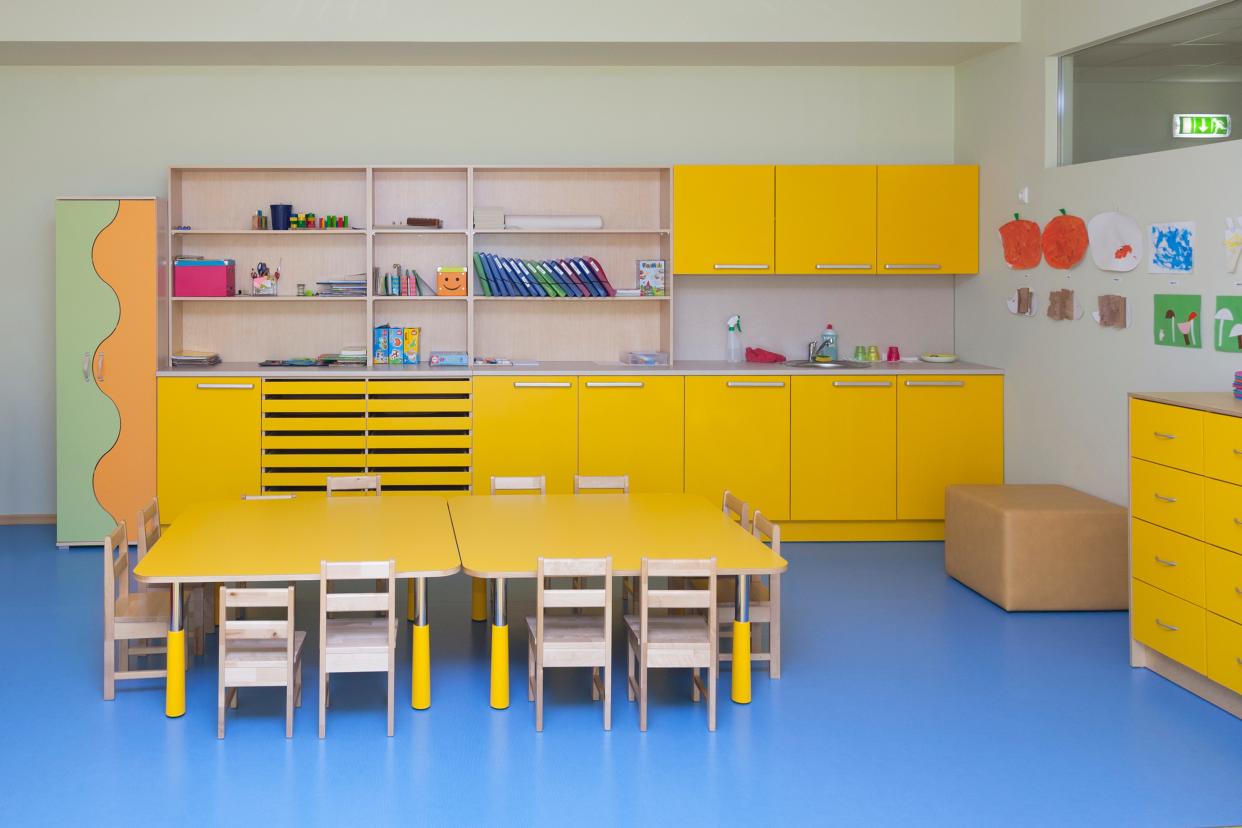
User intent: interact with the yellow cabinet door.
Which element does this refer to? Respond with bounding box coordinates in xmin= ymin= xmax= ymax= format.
xmin=775 ymin=165 xmax=877 ymax=275
xmin=685 ymin=376 xmax=790 ymax=520
xmin=472 ymin=376 xmax=578 ymax=494
xmin=877 ymin=165 xmax=979 ymax=275
xmin=1130 ymin=399 xmax=1203 ymax=474
xmin=578 ymin=376 xmax=684 ymax=493
xmin=1205 ymin=478 xmax=1242 ymax=554
xmin=673 ymin=165 xmax=774 ymax=275
xmin=896 ymin=375 xmax=1003 ymax=520
xmin=791 ymin=376 xmax=895 ymax=520
xmin=1204 ymin=412 xmax=1242 ymax=485
xmin=157 ymin=377 xmax=260 ymax=523
xmin=1132 ymin=579 xmax=1207 ymax=674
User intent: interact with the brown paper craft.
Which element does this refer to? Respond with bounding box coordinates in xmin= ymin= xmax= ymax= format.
xmin=1097 ymin=295 xmax=1127 ymax=329
xmin=1047 ymin=288 xmax=1076 ymax=321
xmin=1016 ymin=287 xmax=1032 ymax=315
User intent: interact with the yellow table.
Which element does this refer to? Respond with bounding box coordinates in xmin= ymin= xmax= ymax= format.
xmin=450 ymin=493 xmax=788 ymax=709
xmin=134 ymin=495 xmax=461 ymax=717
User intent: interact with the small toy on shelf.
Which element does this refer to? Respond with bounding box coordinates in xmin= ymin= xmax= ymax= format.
xmin=436 ymin=267 xmax=468 ymax=296
xmin=637 ymin=259 xmax=666 ymax=296
xmin=251 ymin=261 xmax=278 ymax=296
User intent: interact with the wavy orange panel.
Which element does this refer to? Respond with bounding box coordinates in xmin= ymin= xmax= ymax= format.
xmin=93 ymin=200 xmax=157 ymax=541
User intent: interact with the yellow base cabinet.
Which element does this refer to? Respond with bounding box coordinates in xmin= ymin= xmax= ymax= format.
xmin=896 ymin=375 xmax=1003 ymax=520
xmin=791 ymin=376 xmax=895 ymax=520
xmin=472 ymin=376 xmax=578 ymax=493
xmin=366 ymin=378 xmax=472 ymax=493
xmin=578 ymin=376 xmax=683 ymax=493
xmin=157 ymin=377 xmax=260 ymax=522
xmin=685 ymin=376 xmax=790 ymax=520
xmin=261 ymin=379 xmax=366 ymax=493
xmin=673 ymin=165 xmax=775 ymax=275
xmin=876 ymin=165 xmax=978 ymax=274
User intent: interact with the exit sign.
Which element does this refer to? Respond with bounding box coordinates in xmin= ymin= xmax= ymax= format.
xmin=1173 ymin=113 xmax=1231 ymax=138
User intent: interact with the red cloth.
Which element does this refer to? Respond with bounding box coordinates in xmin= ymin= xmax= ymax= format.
xmin=745 ymin=347 xmax=785 ymax=363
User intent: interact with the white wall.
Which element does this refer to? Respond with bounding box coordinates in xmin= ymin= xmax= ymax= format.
xmin=0 ymin=63 xmax=955 ymax=515
xmin=954 ymin=0 xmax=1240 ymax=505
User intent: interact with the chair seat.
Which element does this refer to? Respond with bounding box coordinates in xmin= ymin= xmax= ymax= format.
xmin=624 ymin=614 xmax=710 ymax=645
xmin=225 ymin=630 xmax=307 ymax=667
xmin=115 ymin=590 xmax=169 ymax=623
xmin=324 ymin=618 xmax=391 ymax=653
xmin=525 ymin=615 xmax=606 ymax=644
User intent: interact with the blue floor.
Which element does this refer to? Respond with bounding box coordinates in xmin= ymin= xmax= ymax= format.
xmin=2 ymin=524 xmax=1241 ymax=826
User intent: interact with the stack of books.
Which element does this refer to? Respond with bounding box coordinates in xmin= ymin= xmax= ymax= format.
xmin=316 ymin=275 xmax=367 ymax=297
xmin=473 ymin=252 xmax=616 ymax=297
xmin=1234 ymin=370 xmax=1241 ymax=400
xmin=318 ymin=346 xmax=367 ymax=366
xmin=171 ymin=350 xmax=221 ymax=367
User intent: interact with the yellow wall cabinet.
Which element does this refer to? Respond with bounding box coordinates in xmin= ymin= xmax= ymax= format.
xmin=775 ymin=165 xmax=877 ymax=275
xmin=673 ymin=165 xmax=775 ymax=275
xmin=578 ymin=376 xmax=684 ymax=493
xmin=791 ymin=376 xmax=896 ymax=520
xmin=896 ymin=375 xmax=1003 ymax=520
xmin=157 ymin=377 xmax=260 ymax=522
xmin=685 ymin=376 xmax=790 ymax=520
xmin=472 ymin=376 xmax=579 ymax=494
xmin=876 ymin=165 xmax=979 ymax=275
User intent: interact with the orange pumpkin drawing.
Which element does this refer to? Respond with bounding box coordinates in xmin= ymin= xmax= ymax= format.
xmin=1041 ymin=208 xmax=1089 ymax=270
xmin=999 ymin=213 xmax=1042 ymax=269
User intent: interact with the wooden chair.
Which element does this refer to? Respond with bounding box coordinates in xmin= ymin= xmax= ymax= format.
xmin=490 ymin=475 xmax=546 ymax=494
xmin=318 ymin=560 xmax=397 ymax=738
xmin=722 ymin=489 xmax=751 ymax=530
xmin=326 ymin=474 xmax=382 ymax=496
xmin=624 ymin=558 xmax=718 ymax=731
xmin=525 ymin=557 xmax=613 ymax=731
xmin=718 ymin=509 xmax=782 ymax=679
xmin=103 ymin=521 xmax=168 ymax=700
xmin=138 ymin=497 xmax=207 ymax=655
xmin=573 ymin=475 xmax=629 ymax=493
xmin=217 ymin=586 xmax=306 ymax=738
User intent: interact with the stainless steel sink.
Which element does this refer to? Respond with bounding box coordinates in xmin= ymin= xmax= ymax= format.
xmin=784 ymin=359 xmax=867 ymax=369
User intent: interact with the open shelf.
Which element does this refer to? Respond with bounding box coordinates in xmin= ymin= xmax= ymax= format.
xmin=478 ymin=228 xmax=670 ymax=235
xmin=172 ymin=296 xmax=366 ymax=303
xmin=173 ymin=229 xmax=365 ymax=236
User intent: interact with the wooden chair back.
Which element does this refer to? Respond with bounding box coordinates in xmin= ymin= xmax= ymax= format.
xmin=135 ymin=499 xmax=160 ymax=563
xmin=320 ymin=561 xmax=396 ymax=614
xmin=326 ymin=475 xmax=381 ymax=496
xmin=220 ymin=586 xmax=296 ymax=659
xmin=490 ymin=475 xmax=546 ymax=494
xmin=103 ymin=521 xmax=129 ymax=618
xmin=722 ymin=490 xmax=750 ymax=530
xmin=573 ymin=475 xmax=629 ymax=494
xmin=752 ymin=509 xmax=780 ymax=553
xmin=536 ymin=557 xmax=611 ymax=613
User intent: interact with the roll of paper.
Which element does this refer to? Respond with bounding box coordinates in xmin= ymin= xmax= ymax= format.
xmin=504 ymin=214 xmax=604 ymax=230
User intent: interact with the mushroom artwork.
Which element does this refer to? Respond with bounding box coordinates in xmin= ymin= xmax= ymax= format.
xmin=1217 ymin=306 xmax=1236 ymax=349
xmin=1215 ymin=297 xmax=1242 ymax=352
xmin=1231 ymin=323 xmax=1242 ymax=350
xmin=1155 ymin=294 xmax=1203 ymax=349
xmin=1178 ymin=311 xmax=1199 ymax=346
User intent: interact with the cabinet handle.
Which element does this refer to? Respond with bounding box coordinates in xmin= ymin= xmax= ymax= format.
xmin=1154 ymin=556 xmax=1178 ymax=567
xmin=832 ymin=381 xmax=892 ymax=388
xmin=904 ymin=380 xmax=965 ymax=388
xmin=95 ymin=351 xmax=105 ymax=382
xmin=242 ymin=494 xmax=295 ymax=500
xmin=1235 ymin=517 xmax=1242 ymax=526
xmin=884 ymin=263 xmax=941 ymax=270
xmin=1153 ymin=493 xmax=1178 ymax=503
xmin=726 ymin=381 xmax=785 ymax=388
xmin=1235 ymin=586 xmax=1242 ymax=595
xmin=1154 ymin=618 xmax=1179 ymax=632
xmin=585 ymin=381 xmax=644 ymax=388
xmin=82 ymin=351 xmax=91 ymax=382
xmin=196 ymin=383 xmax=255 ymax=390
xmin=1153 ymin=432 xmax=1177 ymax=440
xmin=513 ymin=382 xmax=571 ymax=388
xmin=1234 ymin=448 xmax=1242 ymax=455
xmin=815 ymin=263 xmax=871 ymax=270
xmin=713 ymin=264 xmax=769 ymax=270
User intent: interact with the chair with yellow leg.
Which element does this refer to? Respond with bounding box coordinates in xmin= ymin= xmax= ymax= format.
xmin=525 ymin=557 xmax=613 ymax=731
xmin=625 ymin=557 xmax=718 ymax=731
xmin=103 ymin=521 xmax=169 ymax=700
xmin=319 ymin=560 xmax=397 ymax=738
xmin=719 ymin=509 xmax=781 ymax=679
xmin=138 ymin=497 xmax=207 ymax=656
xmin=217 ymin=585 xmax=306 ymax=738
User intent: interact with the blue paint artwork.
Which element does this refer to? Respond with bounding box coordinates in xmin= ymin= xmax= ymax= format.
xmin=1148 ymin=222 xmax=1195 ymax=274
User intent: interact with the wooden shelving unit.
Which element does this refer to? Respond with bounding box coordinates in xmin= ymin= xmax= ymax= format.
xmin=165 ymin=165 xmax=673 ymax=366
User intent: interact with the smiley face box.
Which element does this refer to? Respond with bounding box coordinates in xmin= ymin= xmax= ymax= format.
xmin=436 ymin=267 xmax=468 ymax=296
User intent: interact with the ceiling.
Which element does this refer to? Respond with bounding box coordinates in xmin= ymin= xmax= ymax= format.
xmin=1073 ymin=0 xmax=1242 ymax=83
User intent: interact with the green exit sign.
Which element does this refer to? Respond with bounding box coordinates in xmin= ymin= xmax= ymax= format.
xmin=1173 ymin=113 xmax=1231 ymax=138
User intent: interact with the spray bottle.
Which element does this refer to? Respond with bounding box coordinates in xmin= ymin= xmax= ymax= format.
xmin=726 ymin=314 xmax=743 ymax=363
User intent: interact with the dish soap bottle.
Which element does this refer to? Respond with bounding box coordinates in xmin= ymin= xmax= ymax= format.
xmin=726 ymin=314 xmax=743 ymax=363
xmin=819 ymin=324 xmax=838 ymax=361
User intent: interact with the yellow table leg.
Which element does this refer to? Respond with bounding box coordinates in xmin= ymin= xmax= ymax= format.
xmin=411 ymin=624 xmax=431 ymax=710
xmin=406 ymin=580 xmax=415 ymax=623
xmin=166 ymin=629 xmax=186 ymax=717
xmin=471 ymin=578 xmax=487 ymax=622
xmin=490 ymin=624 xmax=509 ymax=709
xmin=731 ymin=620 xmax=751 ymax=704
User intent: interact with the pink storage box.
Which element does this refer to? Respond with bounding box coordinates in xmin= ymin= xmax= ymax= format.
xmin=174 ymin=259 xmax=236 ymax=297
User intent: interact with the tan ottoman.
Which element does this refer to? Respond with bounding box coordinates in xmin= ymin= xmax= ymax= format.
xmin=945 ymin=484 xmax=1127 ymax=611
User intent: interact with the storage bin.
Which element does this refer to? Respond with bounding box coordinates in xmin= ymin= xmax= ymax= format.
xmin=174 ymin=259 xmax=236 ymax=297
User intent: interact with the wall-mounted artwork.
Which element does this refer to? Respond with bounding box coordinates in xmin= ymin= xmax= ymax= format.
xmin=999 ymin=214 xmax=1042 ymax=269
xmin=1087 ymin=211 xmax=1141 ymax=272
xmin=1154 ymin=294 xmax=1201 ymax=348
xmin=1214 ymin=296 xmax=1242 ymax=352
xmin=1149 ymin=222 xmax=1195 ymax=274
xmin=1225 ymin=219 xmax=1242 ymax=273
xmin=1006 ymin=287 xmax=1037 ymax=316
xmin=1046 ymin=288 xmax=1083 ymax=321
xmin=1042 ymin=209 xmax=1089 ymax=270
xmin=1092 ymin=295 xmax=1130 ymax=329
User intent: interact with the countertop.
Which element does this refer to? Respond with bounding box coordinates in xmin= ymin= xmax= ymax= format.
xmin=1130 ymin=391 xmax=1242 ymax=418
xmin=158 ymin=359 xmax=1003 ymax=379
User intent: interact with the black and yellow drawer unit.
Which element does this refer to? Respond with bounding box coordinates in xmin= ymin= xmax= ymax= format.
xmin=365 ymin=378 xmax=472 ymax=493
xmin=261 ymin=379 xmax=367 ymax=492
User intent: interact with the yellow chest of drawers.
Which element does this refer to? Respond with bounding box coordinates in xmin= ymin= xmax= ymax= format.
xmin=1129 ymin=393 xmax=1242 ymax=719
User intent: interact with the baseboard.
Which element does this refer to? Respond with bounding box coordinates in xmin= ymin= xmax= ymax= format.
xmin=778 ymin=520 xmax=944 ymax=542
xmin=1131 ymin=640 xmax=1242 ymax=719
xmin=0 ymin=514 xmax=54 ymax=525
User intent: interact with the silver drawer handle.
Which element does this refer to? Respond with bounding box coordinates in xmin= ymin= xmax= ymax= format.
xmin=197 ymin=383 xmax=254 ymax=390
xmin=242 ymin=494 xmax=295 ymax=500
xmin=1235 ymin=586 xmax=1242 ymax=595
xmin=714 ymin=264 xmax=769 ymax=270
xmin=726 ymin=381 xmax=785 ymax=388
xmin=833 ymin=381 xmax=892 ymax=387
xmin=1234 ymin=448 xmax=1242 ymax=455
xmin=815 ymin=263 xmax=871 ymax=270
xmin=82 ymin=351 xmax=91 ymax=382
xmin=1153 ymin=432 xmax=1177 ymax=440
xmin=513 ymin=382 xmax=571 ymax=388
xmin=884 ymin=263 xmax=941 ymax=270
xmin=1235 ymin=518 xmax=1242 ymax=526
xmin=1153 ymin=493 xmax=1178 ymax=503
xmin=905 ymin=381 xmax=965 ymax=388
xmin=1154 ymin=618 xmax=1179 ymax=632
xmin=95 ymin=351 xmax=105 ymax=381
xmin=1154 ymin=556 xmax=1178 ymax=567
xmin=585 ymin=381 xmax=644 ymax=388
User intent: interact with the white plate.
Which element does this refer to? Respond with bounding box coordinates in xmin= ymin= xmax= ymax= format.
xmin=919 ymin=353 xmax=959 ymax=363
